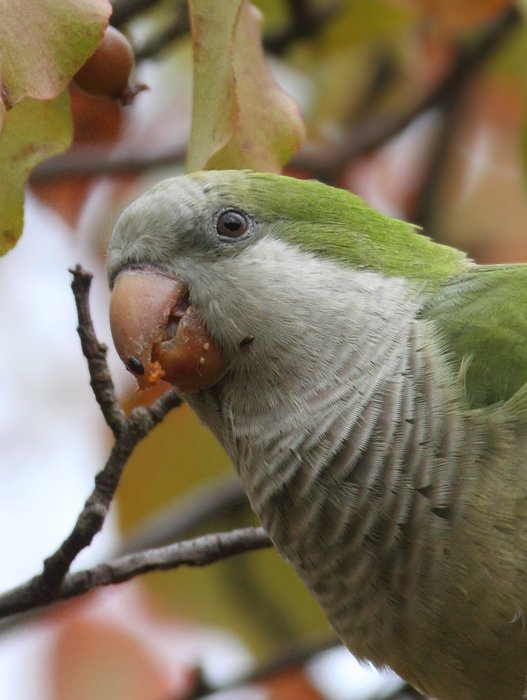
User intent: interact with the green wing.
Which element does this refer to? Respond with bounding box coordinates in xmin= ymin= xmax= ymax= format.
xmin=422 ymin=265 xmax=527 ymax=409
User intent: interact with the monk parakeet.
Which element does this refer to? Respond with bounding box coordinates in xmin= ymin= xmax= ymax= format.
xmin=107 ymin=170 xmax=527 ymax=700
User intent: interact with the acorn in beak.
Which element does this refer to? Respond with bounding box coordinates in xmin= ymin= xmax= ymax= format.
xmin=109 ymin=268 xmax=228 ymax=393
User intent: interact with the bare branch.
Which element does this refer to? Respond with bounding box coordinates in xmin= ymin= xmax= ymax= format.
xmin=134 ymin=10 xmax=190 ymax=63
xmin=27 ymin=266 xmax=182 ymax=597
xmin=70 ymin=265 xmax=126 ymax=437
xmin=37 ymin=388 xmax=182 ymax=595
xmin=0 ymin=527 xmax=271 ymax=618
xmin=31 ymin=144 xmax=187 ymax=181
xmin=0 ymin=266 xmax=272 ymax=624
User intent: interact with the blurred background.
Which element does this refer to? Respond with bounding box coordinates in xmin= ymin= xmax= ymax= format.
xmin=1 ymin=0 xmax=527 ymax=698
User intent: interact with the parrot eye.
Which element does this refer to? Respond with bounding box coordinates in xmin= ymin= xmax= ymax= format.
xmin=216 ymin=210 xmax=249 ymax=238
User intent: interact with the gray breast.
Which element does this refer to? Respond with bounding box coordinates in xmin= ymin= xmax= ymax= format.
xmin=190 ymin=272 xmax=474 ymax=658
xmin=186 ymin=262 xmax=527 ymax=699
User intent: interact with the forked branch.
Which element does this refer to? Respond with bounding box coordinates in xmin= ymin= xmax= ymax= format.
xmin=0 ymin=266 xmax=271 ymax=621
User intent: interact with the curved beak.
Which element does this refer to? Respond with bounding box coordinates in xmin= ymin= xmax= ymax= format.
xmin=110 ymin=269 xmax=228 ymax=393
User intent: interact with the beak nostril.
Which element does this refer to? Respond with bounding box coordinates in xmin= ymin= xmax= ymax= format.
xmin=127 ymin=355 xmax=145 ymax=375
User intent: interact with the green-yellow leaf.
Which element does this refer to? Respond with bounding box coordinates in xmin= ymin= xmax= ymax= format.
xmin=0 ymin=92 xmax=73 ymax=255
xmin=187 ymin=0 xmax=306 ymax=173
xmin=0 ymin=0 xmax=111 ymax=115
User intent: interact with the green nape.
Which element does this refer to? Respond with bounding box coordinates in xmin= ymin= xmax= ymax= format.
xmin=238 ymin=172 xmax=471 ymax=293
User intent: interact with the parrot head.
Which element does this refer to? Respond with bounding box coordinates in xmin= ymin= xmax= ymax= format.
xmin=107 ymin=169 xmax=466 ymax=398
xmin=107 ymin=169 xmax=324 ymax=396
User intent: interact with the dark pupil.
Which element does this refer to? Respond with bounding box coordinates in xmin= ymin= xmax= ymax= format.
xmin=223 ymin=213 xmax=242 ymax=232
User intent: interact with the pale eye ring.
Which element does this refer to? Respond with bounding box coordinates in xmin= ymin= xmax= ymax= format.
xmin=216 ymin=210 xmax=248 ymax=238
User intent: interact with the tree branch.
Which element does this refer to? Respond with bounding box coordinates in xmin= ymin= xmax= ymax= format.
xmin=30 ymin=144 xmax=187 ymax=181
xmin=70 ymin=266 xmax=126 ymax=436
xmin=0 ymin=527 xmax=271 ymax=618
xmin=292 ymin=5 xmax=521 ymax=181
xmin=31 ymin=267 xmax=182 ymax=597
xmin=0 ymin=267 xmax=272 ymax=622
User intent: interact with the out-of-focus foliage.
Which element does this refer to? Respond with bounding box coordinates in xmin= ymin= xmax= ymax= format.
xmin=0 ymin=0 xmax=111 ymax=254
xmin=389 ymin=0 xmax=514 ymax=30
xmin=187 ymin=0 xmax=305 ymax=172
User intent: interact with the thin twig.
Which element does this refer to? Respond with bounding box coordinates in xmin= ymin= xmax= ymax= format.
xmin=30 ymin=144 xmax=187 ymax=181
xmin=32 ymin=267 xmax=182 ymax=597
xmin=0 ymin=267 xmax=272 ymax=622
xmin=0 ymin=528 xmax=271 ymax=618
xmin=292 ymin=5 xmax=521 ymax=181
xmin=70 ymin=266 xmax=126 ymax=437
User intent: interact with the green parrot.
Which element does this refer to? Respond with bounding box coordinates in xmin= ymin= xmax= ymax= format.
xmin=107 ymin=169 xmax=527 ymax=700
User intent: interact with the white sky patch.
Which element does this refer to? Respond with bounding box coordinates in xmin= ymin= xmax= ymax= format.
xmin=307 ymin=645 xmax=405 ymax=700
xmin=0 ymin=625 xmax=55 ymax=700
